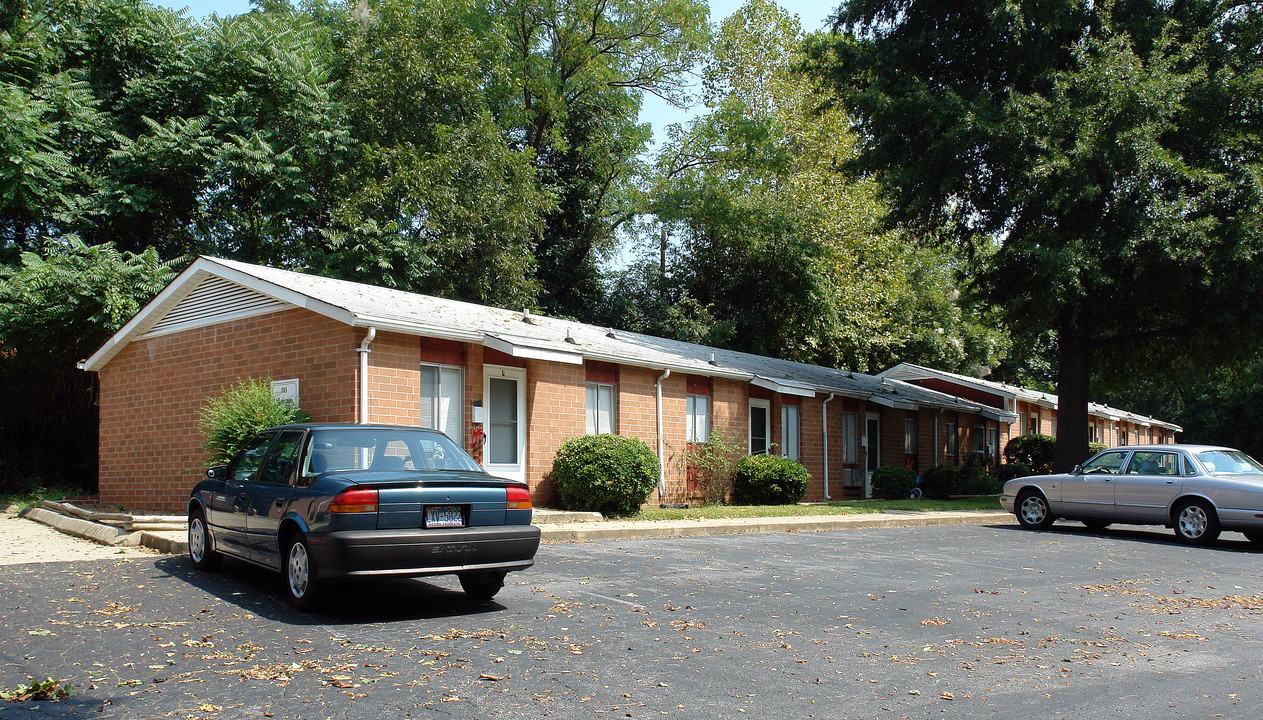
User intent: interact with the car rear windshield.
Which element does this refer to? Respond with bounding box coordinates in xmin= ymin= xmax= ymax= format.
xmin=1195 ymin=450 xmax=1263 ymax=475
xmin=304 ymin=429 xmax=484 ymax=475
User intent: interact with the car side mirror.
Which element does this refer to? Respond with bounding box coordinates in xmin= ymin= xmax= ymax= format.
xmin=206 ymin=465 xmax=227 ymax=480
xmin=1071 ymin=464 xmax=1082 ymax=475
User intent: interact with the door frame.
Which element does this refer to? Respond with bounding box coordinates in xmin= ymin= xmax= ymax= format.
xmin=483 ymin=365 xmax=527 ymax=481
xmin=749 ymin=398 xmax=771 ymax=455
xmin=865 ymin=412 xmax=881 ymax=498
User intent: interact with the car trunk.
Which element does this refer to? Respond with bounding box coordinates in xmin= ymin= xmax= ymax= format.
xmin=357 ymin=471 xmax=510 ymax=530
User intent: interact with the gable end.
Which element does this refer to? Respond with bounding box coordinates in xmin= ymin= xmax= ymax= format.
xmin=141 ymin=276 xmax=292 ymax=338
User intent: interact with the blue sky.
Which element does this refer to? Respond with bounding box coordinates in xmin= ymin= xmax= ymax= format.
xmin=156 ymin=0 xmax=839 ymax=148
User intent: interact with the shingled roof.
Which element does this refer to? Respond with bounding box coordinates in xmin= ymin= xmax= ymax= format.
xmin=83 ymin=256 xmax=1017 ymax=422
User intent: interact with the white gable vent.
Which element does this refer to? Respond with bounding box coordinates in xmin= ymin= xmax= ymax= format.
xmin=142 ymin=275 xmax=291 ymax=338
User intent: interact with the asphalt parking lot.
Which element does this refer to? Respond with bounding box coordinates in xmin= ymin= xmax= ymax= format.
xmin=2 ymin=522 xmax=1262 ymax=719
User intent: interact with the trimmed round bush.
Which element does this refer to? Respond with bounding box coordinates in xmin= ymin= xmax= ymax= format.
xmin=731 ymin=454 xmax=810 ymax=505
xmin=920 ymin=464 xmax=960 ymax=500
xmin=550 ymin=434 xmax=660 ymax=517
xmin=1087 ymin=442 xmax=1108 ymax=458
xmin=1004 ymin=434 xmax=1056 ymax=474
xmin=871 ymin=465 xmax=917 ymax=500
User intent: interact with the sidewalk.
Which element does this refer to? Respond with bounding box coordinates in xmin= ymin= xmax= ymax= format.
xmin=13 ymin=503 xmax=1014 ymax=557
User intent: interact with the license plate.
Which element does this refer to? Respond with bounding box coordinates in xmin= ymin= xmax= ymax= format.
xmin=425 ymin=505 xmax=465 ymax=528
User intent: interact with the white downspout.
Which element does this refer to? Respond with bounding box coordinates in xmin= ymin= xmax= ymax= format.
xmin=655 ymin=368 xmax=671 ymax=497
xmin=822 ymin=393 xmax=836 ymax=500
xmin=357 ymin=327 xmax=377 ymax=424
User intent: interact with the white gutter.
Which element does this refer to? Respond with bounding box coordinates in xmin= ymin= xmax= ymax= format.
xmin=822 ymin=393 xmax=836 ymax=500
xmin=357 ymin=327 xmax=376 ymax=424
xmin=655 ymin=368 xmax=671 ymax=497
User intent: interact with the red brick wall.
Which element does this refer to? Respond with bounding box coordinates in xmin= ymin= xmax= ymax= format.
xmin=97 ymin=308 xmax=357 ymax=512
xmin=367 ymin=331 xmax=421 ymax=426
xmin=525 ymin=359 xmax=586 ymax=504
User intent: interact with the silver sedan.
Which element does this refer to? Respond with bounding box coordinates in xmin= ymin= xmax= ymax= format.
xmin=1000 ymin=444 xmax=1263 ymax=544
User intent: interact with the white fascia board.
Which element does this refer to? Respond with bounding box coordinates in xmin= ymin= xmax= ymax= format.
xmin=578 ymin=351 xmax=752 ymax=381
xmin=865 ymin=394 xmax=918 ymax=410
xmin=751 ymin=376 xmax=818 ymax=398
xmin=352 ymin=315 xmax=482 ymax=344
xmin=482 ymin=334 xmax=584 ymax=365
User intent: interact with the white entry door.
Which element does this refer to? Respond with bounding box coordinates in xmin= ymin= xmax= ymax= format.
xmin=865 ymin=412 xmax=881 ymax=498
xmin=484 ymin=365 xmax=526 ymax=481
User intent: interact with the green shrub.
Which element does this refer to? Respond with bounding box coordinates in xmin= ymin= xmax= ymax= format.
xmin=961 ymin=471 xmax=1002 ymax=495
xmin=731 ymin=454 xmax=810 ymax=505
xmin=1087 ymin=442 xmax=1108 ymax=458
xmin=1003 ymin=434 xmax=1056 ymax=474
xmin=870 ymin=465 xmax=917 ymax=500
xmin=996 ymin=462 xmax=1033 ymax=483
xmin=920 ymin=464 xmax=960 ymax=500
xmin=551 ymin=434 xmax=660 ymax=517
xmin=198 ymin=377 xmax=310 ymax=465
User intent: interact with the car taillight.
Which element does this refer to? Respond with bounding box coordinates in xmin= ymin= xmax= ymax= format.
xmin=330 ymin=487 xmax=378 ymax=513
xmin=506 ymin=485 xmax=532 ymax=510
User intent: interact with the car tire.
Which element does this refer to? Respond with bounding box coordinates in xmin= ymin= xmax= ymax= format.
xmin=1173 ymin=499 xmax=1221 ymax=544
xmin=1016 ymin=490 xmax=1055 ymax=530
xmin=1243 ymin=530 xmax=1263 ymax=544
xmin=1081 ymin=519 xmax=1112 ymax=531
xmin=284 ymin=533 xmax=321 ymax=610
xmin=187 ymin=509 xmax=222 ymax=571
xmin=459 ymin=571 xmax=507 ymax=601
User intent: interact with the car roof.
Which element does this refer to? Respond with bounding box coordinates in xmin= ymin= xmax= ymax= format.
xmin=267 ymin=423 xmax=447 ymax=433
xmin=1100 ymin=444 xmax=1236 ymax=454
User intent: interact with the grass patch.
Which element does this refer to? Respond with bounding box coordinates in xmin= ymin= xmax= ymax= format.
xmin=0 ymin=484 xmax=92 ymax=510
xmin=629 ymin=496 xmax=1002 ymax=521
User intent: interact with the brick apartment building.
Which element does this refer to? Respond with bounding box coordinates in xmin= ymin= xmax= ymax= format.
xmin=879 ymin=363 xmax=1181 ymax=450
xmin=82 ymin=257 xmax=1179 ymax=513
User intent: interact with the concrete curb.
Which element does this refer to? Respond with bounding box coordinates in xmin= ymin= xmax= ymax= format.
xmin=140 ymin=530 xmax=188 ymax=555
xmin=539 ymin=511 xmax=1015 ymax=542
xmin=19 ymin=506 xmax=140 ymax=547
xmin=20 ymin=506 xmax=1015 ymax=556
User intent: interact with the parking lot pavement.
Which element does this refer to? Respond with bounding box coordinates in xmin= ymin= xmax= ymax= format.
xmin=2 ymin=522 xmax=1263 ymax=719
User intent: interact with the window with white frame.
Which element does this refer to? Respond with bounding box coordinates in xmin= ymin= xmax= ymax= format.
xmin=781 ymin=405 xmax=801 ymax=461
xmin=843 ymin=412 xmax=858 ymax=463
xmin=420 ymin=364 xmax=463 ymax=443
xmin=687 ymin=394 xmax=710 ymax=443
xmin=904 ymin=418 xmax=917 ymax=454
xmin=989 ymin=426 xmax=1000 ymax=456
xmin=946 ymin=422 xmax=958 ymax=456
xmin=1028 ymin=414 xmax=1039 ymax=435
xmin=585 ymin=382 xmax=616 ymax=435
xmin=974 ymin=424 xmax=985 ymax=453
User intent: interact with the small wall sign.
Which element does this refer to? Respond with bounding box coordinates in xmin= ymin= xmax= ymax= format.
xmin=271 ymin=378 xmax=300 ymax=406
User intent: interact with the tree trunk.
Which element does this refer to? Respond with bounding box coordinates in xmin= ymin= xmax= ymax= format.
xmin=1054 ymin=327 xmax=1093 ymax=473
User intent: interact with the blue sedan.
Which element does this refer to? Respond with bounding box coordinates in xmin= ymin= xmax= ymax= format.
xmin=187 ymin=424 xmax=541 ymax=609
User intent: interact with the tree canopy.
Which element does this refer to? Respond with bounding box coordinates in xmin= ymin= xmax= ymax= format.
xmin=806 ymin=0 xmax=1263 ymax=469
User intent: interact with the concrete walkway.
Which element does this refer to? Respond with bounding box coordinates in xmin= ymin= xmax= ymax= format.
xmin=10 ymin=503 xmax=1013 ymax=559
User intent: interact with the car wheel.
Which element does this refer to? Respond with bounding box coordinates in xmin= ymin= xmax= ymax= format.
xmin=459 ymin=571 xmax=507 ymax=601
xmin=1081 ymin=519 xmax=1112 ymax=531
xmin=1016 ymin=490 xmax=1055 ymax=530
xmin=284 ymin=533 xmax=321 ymax=610
xmin=1243 ymin=530 xmax=1263 ymax=544
xmin=1173 ymin=499 xmax=1220 ymax=544
xmin=187 ymin=509 xmax=222 ymax=571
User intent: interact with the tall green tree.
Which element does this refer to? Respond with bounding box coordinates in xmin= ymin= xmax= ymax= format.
xmin=0 ymin=240 xmax=175 ymax=490
xmin=634 ymin=0 xmax=1002 ymax=370
xmin=494 ymin=0 xmax=709 ymax=318
xmin=807 ymin=0 xmax=1263 ymax=469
